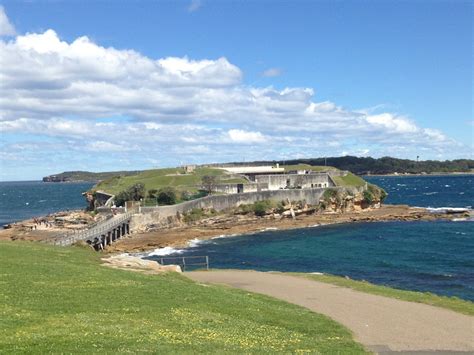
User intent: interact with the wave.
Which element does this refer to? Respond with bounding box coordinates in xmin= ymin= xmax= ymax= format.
xmin=426 ymin=207 xmax=471 ymax=213
xmin=187 ymin=238 xmax=204 ymax=248
xmin=422 ymin=192 xmax=438 ymax=195
xmin=260 ymin=227 xmax=278 ymax=232
xmin=147 ymin=246 xmax=184 ymax=257
xmin=212 ymin=233 xmax=239 ymax=240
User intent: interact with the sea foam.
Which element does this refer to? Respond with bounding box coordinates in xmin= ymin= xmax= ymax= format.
xmin=147 ymin=247 xmax=184 ymax=257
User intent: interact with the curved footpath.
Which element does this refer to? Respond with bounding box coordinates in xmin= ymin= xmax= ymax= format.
xmin=186 ymin=271 xmax=474 ymax=354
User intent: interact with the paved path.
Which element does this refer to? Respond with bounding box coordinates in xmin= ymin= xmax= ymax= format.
xmin=186 ymin=270 xmax=474 ymax=354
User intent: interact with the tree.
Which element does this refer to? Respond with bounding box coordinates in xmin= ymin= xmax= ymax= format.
xmin=128 ymin=183 xmax=146 ymax=201
xmin=202 ymin=175 xmax=217 ymax=194
xmin=156 ymin=187 xmax=178 ymax=205
xmin=114 ymin=183 xmax=146 ymax=206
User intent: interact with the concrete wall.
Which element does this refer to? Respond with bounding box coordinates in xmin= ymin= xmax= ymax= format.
xmin=212 ymin=182 xmax=268 ymax=194
xmin=255 ymin=173 xmax=333 ymax=190
xmin=134 ymin=187 xmax=365 ymax=230
xmin=130 ymin=183 xmax=366 ymax=231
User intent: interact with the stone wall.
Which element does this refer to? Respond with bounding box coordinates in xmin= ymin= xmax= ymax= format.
xmin=133 ymin=186 xmax=364 ymax=231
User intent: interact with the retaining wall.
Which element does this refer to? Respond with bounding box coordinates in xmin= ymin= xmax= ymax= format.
xmin=132 ymin=186 xmax=364 ymax=231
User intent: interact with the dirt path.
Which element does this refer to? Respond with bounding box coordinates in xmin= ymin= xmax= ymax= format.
xmin=186 ymin=270 xmax=474 ymax=354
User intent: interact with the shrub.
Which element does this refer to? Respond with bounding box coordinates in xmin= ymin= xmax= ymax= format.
xmin=322 ymin=188 xmax=338 ymax=201
xmin=238 ymin=204 xmax=254 ymax=214
xmin=363 ymin=190 xmax=374 ymax=204
xmin=148 ymin=189 xmax=158 ymax=199
xmin=253 ymin=200 xmax=273 ymax=217
xmin=157 ymin=187 xmax=178 ymax=205
xmin=183 ymin=208 xmax=205 ymax=222
xmin=275 ymin=201 xmax=286 ymax=214
xmin=114 ymin=183 xmax=146 ymax=206
xmin=183 ymin=208 xmax=217 ymax=223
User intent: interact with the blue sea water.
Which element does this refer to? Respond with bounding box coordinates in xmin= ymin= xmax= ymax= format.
xmin=0 ymin=181 xmax=94 ymax=226
xmin=0 ymin=176 xmax=472 ymax=300
xmin=365 ymin=174 xmax=473 ymax=208
xmin=146 ymin=175 xmax=474 ymax=301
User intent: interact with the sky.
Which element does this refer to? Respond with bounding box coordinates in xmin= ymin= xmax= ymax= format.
xmin=0 ymin=0 xmax=472 ymax=181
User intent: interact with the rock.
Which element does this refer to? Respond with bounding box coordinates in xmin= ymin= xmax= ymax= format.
xmin=102 ymin=254 xmax=182 ymax=273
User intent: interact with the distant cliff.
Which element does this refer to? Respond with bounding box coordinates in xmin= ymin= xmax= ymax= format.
xmin=42 ymin=170 xmax=140 ymax=183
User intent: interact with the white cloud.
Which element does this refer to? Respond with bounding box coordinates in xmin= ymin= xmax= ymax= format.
xmin=188 ymin=0 xmax=202 ymax=12
xmin=366 ymin=113 xmax=418 ymax=133
xmin=228 ymin=129 xmax=267 ymax=143
xmin=86 ymin=141 xmax=138 ymax=152
xmin=0 ymin=27 xmax=470 ymax=179
xmin=261 ymin=67 xmax=282 ymax=77
xmin=0 ymin=6 xmax=15 ymax=36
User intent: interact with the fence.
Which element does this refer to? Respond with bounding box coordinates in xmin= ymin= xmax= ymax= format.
xmin=156 ymin=256 xmax=209 ymax=271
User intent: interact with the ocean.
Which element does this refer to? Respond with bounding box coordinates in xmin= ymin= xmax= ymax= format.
xmin=145 ymin=175 xmax=474 ymax=301
xmin=0 ymin=181 xmax=94 ymax=226
xmin=1 ymin=176 xmax=472 ymax=300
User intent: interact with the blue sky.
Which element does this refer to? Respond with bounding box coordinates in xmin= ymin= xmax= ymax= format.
xmin=0 ymin=0 xmax=472 ymax=180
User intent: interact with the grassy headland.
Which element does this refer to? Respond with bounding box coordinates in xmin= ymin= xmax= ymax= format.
xmin=0 ymin=241 xmax=366 ymax=353
xmin=92 ymin=167 xmax=246 ymax=196
xmin=294 ymin=273 xmax=474 ymax=316
xmin=91 ymin=164 xmax=367 ymax=199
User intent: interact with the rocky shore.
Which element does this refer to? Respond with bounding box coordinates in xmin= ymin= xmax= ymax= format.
xmin=1 ymin=203 xmax=470 ymax=254
xmin=105 ymin=204 xmax=471 ymax=254
xmin=0 ymin=210 xmax=103 ymax=242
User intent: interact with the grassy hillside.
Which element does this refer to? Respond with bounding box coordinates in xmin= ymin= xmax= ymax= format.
xmin=280 ymin=164 xmax=338 ymax=172
xmin=331 ymin=172 xmax=367 ymax=187
xmin=93 ymin=167 xmax=247 ymax=195
xmin=0 ymin=242 xmax=366 ymax=353
xmin=43 ymin=170 xmax=140 ymax=182
xmin=92 ymin=164 xmax=370 ymax=199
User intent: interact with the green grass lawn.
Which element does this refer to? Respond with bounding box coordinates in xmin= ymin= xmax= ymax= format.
xmin=0 ymin=241 xmax=366 ymax=353
xmin=293 ymin=273 xmax=474 ymax=316
xmin=281 ymin=164 xmax=338 ymax=172
xmin=94 ymin=164 xmax=366 ymax=196
xmin=94 ymin=167 xmax=247 ymax=196
xmin=330 ymin=172 xmax=367 ymax=187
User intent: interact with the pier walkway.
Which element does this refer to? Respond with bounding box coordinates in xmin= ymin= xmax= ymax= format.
xmin=187 ymin=270 xmax=474 ymax=354
xmin=53 ymin=212 xmax=132 ymax=249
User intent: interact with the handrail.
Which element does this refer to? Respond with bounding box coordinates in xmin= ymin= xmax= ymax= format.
xmin=156 ymin=255 xmax=209 ymax=271
xmin=53 ymin=211 xmax=133 ymax=246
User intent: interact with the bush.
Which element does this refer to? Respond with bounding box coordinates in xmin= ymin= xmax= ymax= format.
xmin=363 ymin=190 xmax=374 ymax=204
xmin=253 ymin=200 xmax=273 ymax=217
xmin=114 ymin=183 xmax=146 ymax=207
xmin=183 ymin=208 xmax=205 ymax=222
xmin=322 ymin=188 xmax=338 ymax=201
xmin=183 ymin=208 xmax=217 ymax=223
xmin=157 ymin=187 xmax=178 ymax=205
xmin=238 ymin=204 xmax=254 ymax=214
xmin=148 ymin=189 xmax=158 ymax=199
xmin=275 ymin=201 xmax=286 ymax=214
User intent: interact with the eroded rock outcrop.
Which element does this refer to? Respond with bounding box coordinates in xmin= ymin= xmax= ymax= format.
xmin=102 ymin=254 xmax=182 ymax=273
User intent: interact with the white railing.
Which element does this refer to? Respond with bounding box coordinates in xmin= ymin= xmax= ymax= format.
xmin=53 ymin=212 xmax=133 ymax=246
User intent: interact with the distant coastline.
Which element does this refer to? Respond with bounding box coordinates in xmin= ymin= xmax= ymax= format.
xmin=363 ymin=172 xmax=474 ymax=177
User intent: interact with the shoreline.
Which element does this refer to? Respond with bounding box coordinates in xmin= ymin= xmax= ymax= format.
xmin=105 ymin=204 xmax=472 ymax=255
xmin=1 ymin=204 xmax=470 ymax=254
xmin=363 ymin=172 xmax=474 ymax=177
